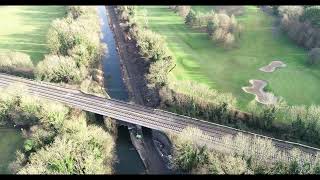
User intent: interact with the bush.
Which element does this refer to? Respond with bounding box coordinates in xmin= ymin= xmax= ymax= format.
xmin=0 ymin=84 xmax=40 ymax=126
xmin=18 ymin=114 xmax=114 ymax=174
xmin=279 ymin=6 xmax=320 ymax=50
xmin=47 ymin=6 xmax=103 ymax=70
xmin=116 ymin=6 xmax=136 ymax=22
xmin=171 ymin=127 xmax=320 ymax=174
xmin=175 ymin=6 xmax=191 ymax=17
xmin=278 ymin=6 xmax=304 ymax=19
xmin=146 ymin=57 xmax=173 ymax=88
xmin=207 ymin=19 xmax=216 ymax=36
xmin=0 ymin=52 xmax=34 ymax=78
xmin=66 ymin=6 xmax=97 ymax=19
xmin=159 ymin=81 xmax=236 ymax=123
xmin=80 ymin=77 xmax=107 ymax=97
xmin=301 ymin=6 xmax=320 ymax=27
xmin=185 ymin=9 xmax=197 ymax=26
xmin=135 ymin=29 xmax=171 ymax=62
xmin=307 ymin=48 xmax=320 ymax=65
xmin=172 ymin=127 xmax=210 ymax=172
xmin=208 ymin=12 xmax=241 ymax=47
xmin=35 ymin=55 xmax=86 ymax=83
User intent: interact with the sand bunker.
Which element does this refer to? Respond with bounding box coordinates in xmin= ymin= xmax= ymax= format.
xmin=259 ymin=61 xmax=286 ymax=73
xmin=242 ymin=80 xmax=277 ymax=105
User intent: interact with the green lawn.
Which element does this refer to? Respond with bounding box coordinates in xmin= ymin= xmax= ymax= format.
xmin=136 ymin=6 xmax=320 ymax=111
xmin=0 ymin=128 xmax=24 ymax=174
xmin=0 ymin=6 xmax=66 ymax=64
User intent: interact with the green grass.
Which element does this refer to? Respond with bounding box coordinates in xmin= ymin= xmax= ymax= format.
xmin=0 ymin=6 xmax=66 ymax=64
xmin=0 ymin=128 xmax=24 ymax=174
xmin=136 ymin=6 xmax=320 ymax=112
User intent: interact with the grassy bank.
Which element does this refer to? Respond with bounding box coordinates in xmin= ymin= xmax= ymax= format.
xmin=0 ymin=128 xmax=24 ymax=174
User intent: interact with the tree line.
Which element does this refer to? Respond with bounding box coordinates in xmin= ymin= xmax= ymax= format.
xmin=170 ymin=126 xmax=320 ymax=174
xmin=274 ymin=6 xmax=320 ymax=65
xmin=170 ymin=6 xmax=242 ymax=48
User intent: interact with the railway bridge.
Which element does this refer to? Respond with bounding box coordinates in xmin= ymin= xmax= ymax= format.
xmin=0 ymin=72 xmax=319 ymax=159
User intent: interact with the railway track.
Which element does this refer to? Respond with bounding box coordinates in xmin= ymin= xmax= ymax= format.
xmin=0 ymin=73 xmax=319 ymax=160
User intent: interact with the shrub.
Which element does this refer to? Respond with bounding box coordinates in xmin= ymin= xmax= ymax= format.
xmin=207 ymin=12 xmax=241 ymax=47
xmin=307 ymin=48 xmax=320 ymax=65
xmin=185 ymin=9 xmax=197 ymax=26
xmin=135 ymin=29 xmax=171 ymax=62
xmin=171 ymin=127 xmax=320 ymax=174
xmin=146 ymin=57 xmax=173 ymax=88
xmin=0 ymin=84 xmax=40 ymax=126
xmin=301 ymin=6 xmax=320 ymax=27
xmin=35 ymin=55 xmax=86 ymax=83
xmin=47 ymin=7 xmax=103 ymax=68
xmin=220 ymin=155 xmax=247 ymax=174
xmin=278 ymin=6 xmax=304 ymax=19
xmin=207 ymin=19 xmax=216 ymax=36
xmin=159 ymin=81 xmax=236 ymax=123
xmin=0 ymin=52 xmax=34 ymax=78
xmin=279 ymin=6 xmax=320 ymax=50
xmin=172 ymin=127 xmax=210 ymax=172
xmin=67 ymin=6 xmax=97 ymax=19
xmin=18 ymin=114 xmax=114 ymax=174
xmin=80 ymin=77 xmax=107 ymax=97
xmin=175 ymin=6 xmax=191 ymax=17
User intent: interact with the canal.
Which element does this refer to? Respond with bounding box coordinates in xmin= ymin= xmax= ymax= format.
xmin=98 ymin=6 xmax=146 ymax=174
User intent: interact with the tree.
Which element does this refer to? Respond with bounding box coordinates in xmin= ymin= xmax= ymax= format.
xmin=217 ymin=13 xmax=231 ymax=30
xmin=301 ymin=6 xmax=320 ymax=27
xmin=135 ymin=29 xmax=171 ymax=62
xmin=224 ymin=33 xmax=235 ymax=47
xmin=185 ymin=9 xmax=196 ymax=26
xmin=146 ymin=57 xmax=173 ymax=88
xmin=278 ymin=6 xmax=304 ymax=19
xmin=176 ymin=6 xmax=191 ymax=17
xmin=307 ymin=48 xmax=320 ymax=65
xmin=35 ymin=55 xmax=86 ymax=83
xmin=211 ymin=28 xmax=226 ymax=42
xmin=0 ymin=52 xmax=34 ymax=78
xmin=207 ymin=19 xmax=216 ymax=36
xmin=141 ymin=8 xmax=149 ymax=28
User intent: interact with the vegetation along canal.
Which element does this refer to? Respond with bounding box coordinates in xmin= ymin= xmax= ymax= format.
xmin=98 ymin=6 xmax=146 ymax=174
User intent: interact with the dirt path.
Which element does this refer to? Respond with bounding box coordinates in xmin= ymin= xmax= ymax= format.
xmin=106 ymin=6 xmax=172 ymax=174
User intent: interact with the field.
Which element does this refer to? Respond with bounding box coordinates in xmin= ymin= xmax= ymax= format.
xmin=0 ymin=6 xmax=66 ymax=63
xmin=136 ymin=6 xmax=320 ymax=111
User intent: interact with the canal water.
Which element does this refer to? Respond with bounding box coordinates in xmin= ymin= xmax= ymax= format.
xmin=98 ymin=6 xmax=146 ymax=174
xmin=0 ymin=128 xmax=24 ymax=174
